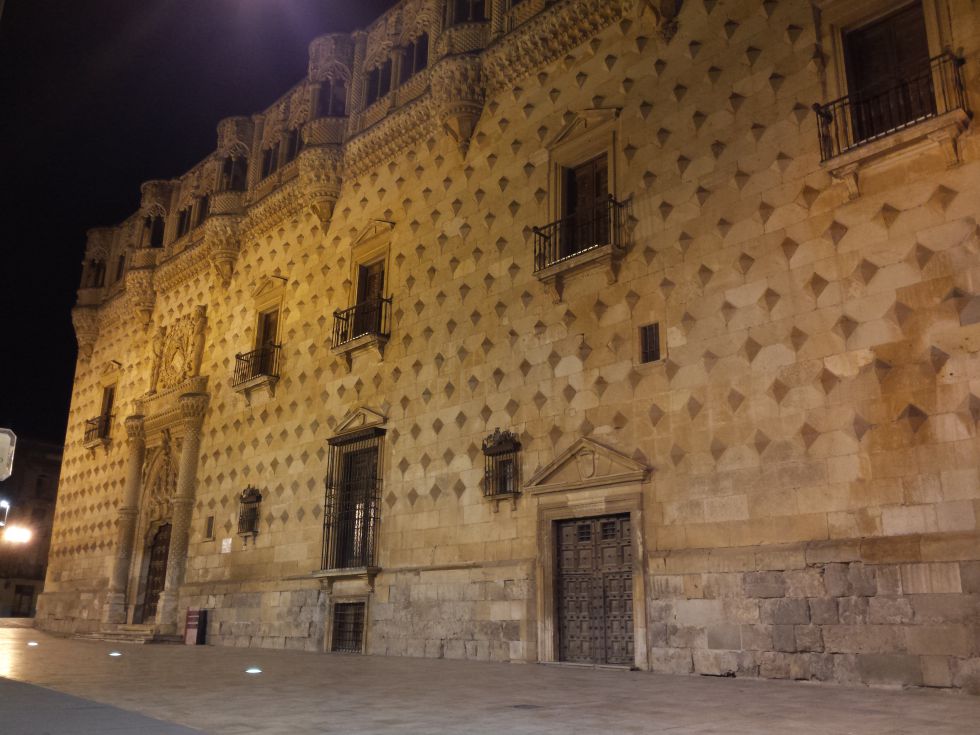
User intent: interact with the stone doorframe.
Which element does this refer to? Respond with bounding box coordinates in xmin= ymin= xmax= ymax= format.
xmin=526 ymin=438 xmax=651 ymax=671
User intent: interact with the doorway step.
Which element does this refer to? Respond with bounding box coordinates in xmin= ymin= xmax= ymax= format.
xmin=74 ymin=623 xmax=182 ymax=645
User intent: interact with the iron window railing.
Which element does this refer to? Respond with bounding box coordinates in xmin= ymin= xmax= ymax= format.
xmin=533 ymin=195 xmax=628 ymax=272
xmin=233 ymin=345 xmax=281 ymax=386
xmin=322 ymin=432 xmax=384 ymax=570
xmin=332 ymin=297 xmax=392 ymax=347
xmin=237 ymin=487 xmax=262 ymax=535
xmin=84 ymin=414 xmax=112 ymax=444
xmin=483 ymin=429 xmax=521 ymax=498
xmin=813 ymin=52 xmax=969 ymax=161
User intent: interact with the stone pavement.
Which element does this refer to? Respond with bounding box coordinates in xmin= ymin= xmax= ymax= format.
xmin=1 ymin=621 xmax=977 ymax=735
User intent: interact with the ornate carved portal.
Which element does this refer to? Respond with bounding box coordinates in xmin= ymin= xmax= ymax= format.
xmin=149 ymin=307 xmax=208 ymax=395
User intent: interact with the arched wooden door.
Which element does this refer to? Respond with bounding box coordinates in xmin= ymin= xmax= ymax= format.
xmin=137 ymin=523 xmax=171 ymax=624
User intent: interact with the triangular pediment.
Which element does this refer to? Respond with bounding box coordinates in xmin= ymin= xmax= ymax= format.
xmin=547 ymin=107 xmax=622 ymax=150
xmin=525 ymin=437 xmax=648 ymax=494
xmin=333 ymin=406 xmax=387 ymax=436
xmin=252 ymin=274 xmax=287 ymax=300
xmin=353 ymin=219 xmax=395 ymax=248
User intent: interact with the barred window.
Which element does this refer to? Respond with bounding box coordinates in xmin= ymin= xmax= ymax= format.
xmin=238 ymin=487 xmax=262 ymax=535
xmin=323 ymin=429 xmax=383 ymax=570
xmin=639 ymin=323 xmax=661 ymax=364
xmin=331 ymin=602 xmax=366 ymax=653
xmin=482 ymin=429 xmax=521 ymax=497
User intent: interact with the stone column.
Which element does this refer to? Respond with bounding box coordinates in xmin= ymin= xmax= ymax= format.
xmin=155 ymin=392 xmax=209 ymax=631
xmin=101 ymin=414 xmax=146 ymax=624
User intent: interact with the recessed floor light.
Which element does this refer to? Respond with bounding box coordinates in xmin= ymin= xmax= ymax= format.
xmin=245 ymin=667 xmax=262 ymax=674
xmin=27 ymin=641 xmax=38 ymax=647
xmin=109 ymin=651 xmax=122 ymax=657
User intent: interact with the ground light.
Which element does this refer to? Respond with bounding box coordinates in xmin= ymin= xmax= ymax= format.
xmin=245 ymin=667 xmax=262 ymax=674
xmin=27 ymin=641 xmax=38 ymax=647
xmin=109 ymin=651 xmax=122 ymax=657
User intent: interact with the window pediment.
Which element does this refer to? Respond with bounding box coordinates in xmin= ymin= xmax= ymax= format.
xmin=332 ymin=406 xmax=387 ymax=438
xmin=525 ymin=438 xmax=648 ymax=495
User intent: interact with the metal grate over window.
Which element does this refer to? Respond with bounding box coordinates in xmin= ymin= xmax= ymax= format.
xmin=639 ymin=323 xmax=661 ymax=364
xmin=482 ymin=429 xmax=521 ymax=498
xmin=331 ymin=602 xmax=366 ymax=653
xmin=323 ymin=430 xmax=384 ymax=570
xmin=238 ymin=487 xmax=262 ymax=535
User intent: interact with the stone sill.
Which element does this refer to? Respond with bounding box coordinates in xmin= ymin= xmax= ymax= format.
xmin=485 ymin=491 xmax=520 ymax=512
xmin=822 ymin=109 xmax=971 ymax=198
xmin=231 ymin=374 xmax=278 ymax=404
xmin=534 ymin=242 xmax=620 ymax=301
xmin=82 ymin=437 xmax=110 ymax=451
xmin=331 ymin=333 xmax=389 ymax=371
xmin=308 ymin=566 xmax=381 ymax=591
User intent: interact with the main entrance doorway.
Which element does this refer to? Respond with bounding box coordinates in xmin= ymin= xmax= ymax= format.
xmin=556 ymin=514 xmax=633 ymax=665
xmin=137 ymin=523 xmax=171 ymax=624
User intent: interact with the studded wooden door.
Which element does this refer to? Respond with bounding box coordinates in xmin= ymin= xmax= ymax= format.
xmin=139 ymin=523 xmax=171 ymax=624
xmin=556 ymin=515 xmax=633 ymax=665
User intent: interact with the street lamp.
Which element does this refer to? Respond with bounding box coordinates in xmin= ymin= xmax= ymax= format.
xmin=1 ymin=525 xmax=31 ymax=544
xmin=0 ymin=499 xmax=9 ymax=527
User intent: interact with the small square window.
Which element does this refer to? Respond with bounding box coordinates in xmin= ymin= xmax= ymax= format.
xmin=332 ymin=602 xmax=366 ymax=653
xmin=639 ymin=323 xmax=661 ymax=364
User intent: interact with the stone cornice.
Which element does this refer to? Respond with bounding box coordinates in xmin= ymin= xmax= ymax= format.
xmin=241 ymin=178 xmax=307 ymax=241
xmin=153 ymin=238 xmax=211 ymax=295
xmin=343 ymin=93 xmax=438 ymax=180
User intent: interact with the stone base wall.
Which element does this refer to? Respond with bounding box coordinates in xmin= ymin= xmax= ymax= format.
xmin=35 ymin=588 xmax=104 ymax=635
xmin=369 ymin=564 xmax=533 ymax=662
xmin=649 ymin=532 xmax=980 ymax=693
xmin=179 ymin=581 xmax=325 ymax=651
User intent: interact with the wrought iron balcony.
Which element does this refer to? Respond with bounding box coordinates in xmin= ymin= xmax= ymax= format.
xmin=233 ymin=345 xmax=281 ymax=387
xmin=533 ymin=195 xmax=628 ymax=273
xmin=814 ymin=52 xmax=969 ymax=162
xmin=83 ymin=415 xmax=112 ymax=446
xmin=332 ymin=297 xmax=392 ymax=348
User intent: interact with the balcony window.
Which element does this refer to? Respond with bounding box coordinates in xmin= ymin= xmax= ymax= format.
xmin=316 ymin=79 xmax=347 ymax=118
xmin=333 ymin=260 xmax=391 ymax=348
xmin=323 ymin=433 xmax=383 ymax=570
xmin=814 ymin=2 xmax=969 ymax=162
xmin=364 ymin=60 xmax=392 ymax=108
xmin=175 ymin=207 xmax=192 ymax=239
xmin=194 ymin=194 xmax=209 ymax=227
xmin=112 ymin=254 xmax=126 ymax=283
xmin=220 ymin=156 xmax=248 ymax=192
xmin=143 ymin=215 xmax=165 ymax=248
xmin=284 ymin=128 xmax=303 ymax=165
xmin=83 ymin=259 xmax=106 ymax=288
xmin=234 ymin=308 xmax=280 ymax=387
xmin=84 ymin=385 xmax=114 ymax=447
xmin=260 ymin=142 xmax=280 ymax=180
xmin=399 ymin=34 xmax=429 ymax=85
xmin=450 ymin=0 xmax=487 ymax=25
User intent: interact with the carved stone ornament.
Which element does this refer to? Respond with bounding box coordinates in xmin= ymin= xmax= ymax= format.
xmin=139 ymin=180 xmax=175 ymax=216
xmin=308 ymin=33 xmax=354 ymax=83
xmin=84 ymin=227 xmax=113 ymax=261
xmin=150 ymin=307 xmax=208 ymax=394
xmin=71 ymin=305 xmax=100 ymax=361
xmin=205 ymin=216 xmax=241 ymax=287
xmin=124 ymin=265 xmax=156 ymax=328
xmin=216 ymin=116 xmax=254 ymax=157
xmin=143 ymin=436 xmax=178 ymax=524
xmin=482 ymin=428 xmax=521 ymax=456
xmin=431 ymin=55 xmax=486 ymax=156
xmin=299 ymin=145 xmax=344 ymax=228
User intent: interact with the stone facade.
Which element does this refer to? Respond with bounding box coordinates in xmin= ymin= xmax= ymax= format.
xmin=39 ymin=0 xmax=980 ymax=692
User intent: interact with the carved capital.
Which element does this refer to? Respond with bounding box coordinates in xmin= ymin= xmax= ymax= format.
xmin=299 ymin=145 xmax=344 ymax=228
xmin=431 ymin=55 xmax=486 ymax=156
xmin=205 ymin=215 xmax=240 ymax=287
xmin=124 ymin=266 xmax=156 ymax=328
xmin=124 ymin=414 xmax=146 ymax=443
xmin=178 ymin=392 xmax=210 ymax=434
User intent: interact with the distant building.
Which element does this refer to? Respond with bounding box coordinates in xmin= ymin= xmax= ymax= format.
xmin=0 ymin=438 xmax=61 ymax=616
xmin=37 ymin=0 xmax=980 ymax=692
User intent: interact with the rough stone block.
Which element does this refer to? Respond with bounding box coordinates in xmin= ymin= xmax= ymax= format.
xmin=707 ymin=623 xmax=741 ymax=650
xmin=905 ymin=625 xmax=975 ymax=657
xmin=808 ymin=597 xmax=839 ymax=625
xmin=868 ymin=596 xmax=913 ymax=624
xmin=823 ymin=625 xmax=904 ymax=654
xmin=920 ymin=655 xmax=954 ymax=688
xmin=823 ymin=563 xmax=852 ymax=597
xmin=857 ymin=654 xmax=923 ymax=687
xmin=795 ymin=625 xmax=824 ymax=653
xmin=760 ymin=598 xmax=809 ymax=625
xmin=650 ymin=647 xmax=693 ymax=675
xmin=772 ymin=625 xmax=796 ymax=652
xmin=910 ymin=594 xmax=980 ymax=624
xmin=837 ymin=597 xmax=869 ymax=624
xmin=847 ymin=563 xmax=877 ymax=596
xmin=960 ymin=562 xmax=980 ymax=593
xmin=901 ymin=563 xmax=962 ymax=594
xmin=693 ymin=649 xmax=738 ymax=676
xmin=784 ymin=569 xmax=825 ymax=598
xmin=741 ymin=624 xmax=773 ymax=651
xmin=758 ymin=652 xmax=791 ymax=679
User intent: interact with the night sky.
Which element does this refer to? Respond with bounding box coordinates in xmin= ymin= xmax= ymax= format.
xmin=0 ymin=0 xmax=399 ymax=442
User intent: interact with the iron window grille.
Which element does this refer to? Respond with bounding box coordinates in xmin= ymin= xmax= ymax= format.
xmin=233 ymin=345 xmax=281 ymax=386
xmin=533 ymin=195 xmax=628 ymax=272
xmin=639 ymin=323 xmax=661 ymax=364
xmin=482 ymin=429 xmax=521 ymax=498
xmin=322 ymin=430 xmax=384 ymax=570
xmin=331 ymin=602 xmax=366 ymax=653
xmin=813 ymin=52 xmax=969 ymax=161
xmin=238 ymin=487 xmax=262 ymax=536
xmin=204 ymin=515 xmax=215 ymax=541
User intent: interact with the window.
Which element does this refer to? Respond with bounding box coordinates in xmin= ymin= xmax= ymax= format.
xmin=85 ymin=259 xmax=106 ymax=288
xmin=234 ymin=307 xmax=280 ymax=386
xmin=284 ymin=128 xmax=303 ymax=164
xmin=364 ymin=59 xmax=392 ymax=107
xmin=194 ymin=195 xmax=209 ymax=228
xmin=482 ymin=429 xmax=521 ymax=498
xmin=260 ymin=142 xmax=280 ymax=179
xmin=316 ymin=79 xmax=347 ymax=117
xmin=451 ymin=0 xmax=487 ymax=25
xmin=144 ymin=215 xmax=165 ymax=248
xmin=175 ymin=207 xmax=192 ymax=239
xmin=331 ymin=602 xmax=366 ymax=653
xmin=323 ymin=431 xmax=383 ymax=570
xmin=399 ymin=34 xmax=429 ymax=85
xmin=639 ymin=323 xmax=661 ymax=364
xmin=334 ymin=260 xmax=391 ymax=347
xmin=113 ymin=254 xmax=126 ymax=283
xmin=237 ymin=487 xmax=262 ymax=536
xmin=85 ymin=385 xmax=114 ymax=445
xmin=220 ymin=156 xmax=248 ymax=192
xmin=204 ymin=515 xmax=215 ymax=541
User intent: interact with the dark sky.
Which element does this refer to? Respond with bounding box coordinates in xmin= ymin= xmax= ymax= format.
xmin=0 ymin=0 xmax=398 ymax=442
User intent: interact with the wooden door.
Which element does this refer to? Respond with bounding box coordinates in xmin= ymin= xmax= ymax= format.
xmin=845 ymin=3 xmax=934 ymax=141
xmin=562 ymin=155 xmax=608 ymax=257
xmin=353 ymin=261 xmax=385 ymax=336
xmin=139 ymin=523 xmax=171 ymax=624
xmin=556 ymin=515 xmax=633 ymax=665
